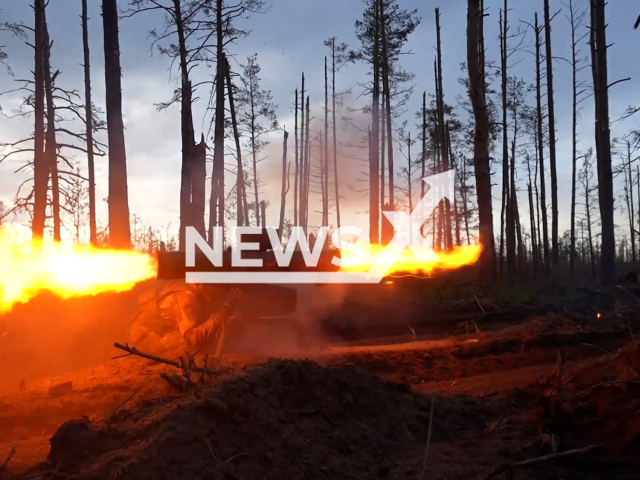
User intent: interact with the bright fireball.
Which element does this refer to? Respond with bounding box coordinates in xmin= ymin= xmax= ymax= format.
xmin=0 ymin=228 xmax=156 ymax=313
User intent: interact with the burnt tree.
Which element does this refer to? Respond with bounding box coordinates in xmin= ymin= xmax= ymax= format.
xmin=544 ymin=0 xmax=559 ymax=266
xmin=467 ymin=0 xmax=495 ymax=282
xmin=102 ymin=0 xmax=131 ymax=249
xmin=32 ymin=0 xmax=47 ymax=240
xmin=81 ymin=0 xmax=97 ymax=245
xmin=590 ymin=0 xmax=615 ymax=285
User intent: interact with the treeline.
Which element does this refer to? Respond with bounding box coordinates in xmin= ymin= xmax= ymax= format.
xmin=0 ymin=0 xmax=639 ymax=286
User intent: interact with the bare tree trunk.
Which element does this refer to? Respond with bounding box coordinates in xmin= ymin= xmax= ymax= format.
xmin=435 ymin=8 xmax=452 ymax=250
xmin=299 ymin=73 xmax=306 ymax=228
xmin=534 ymin=144 xmax=543 ymax=262
xmin=585 ymin=181 xmax=596 ymax=277
xmin=323 ymin=56 xmax=329 ymax=226
xmin=500 ymin=5 xmax=515 ymax=274
xmin=102 ymin=0 xmax=130 ymax=249
xmin=381 ymin=95 xmax=386 ymax=212
xmin=251 ymin=101 xmax=260 ymax=227
xmin=380 ymin=0 xmax=393 ymax=211
xmin=434 ymin=60 xmax=444 ymax=251
xmin=369 ymin=0 xmax=381 ymax=244
xmin=627 ymin=142 xmax=636 ymax=265
xmin=544 ymin=0 xmax=559 ymax=266
xmin=225 ymin=56 xmax=247 ymax=227
xmin=81 ymin=0 xmax=96 ymax=245
xmin=527 ymin=178 xmax=539 ymax=276
xmin=173 ymin=0 xmax=198 ymax=248
xmin=42 ymin=11 xmax=60 ymax=241
xmin=447 ymin=125 xmax=461 ymax=246
xmin=421 ymin=92 xmax=426 ymax=202
xmin=331 ymin=44 xmax=341 ymax=228
xmin=637 ymin=165 xmax=640 ymax=262
xmin=461 ymin=157 xmax=471 ymax=245
xmin=191 ymin=133 xmax=207 ymax=234
xmin=535 ymin=14 xmax=549 ymax=273
xmin=294 ymin=88 xmax=299 ymax=226
xmin=208 ymin=0 xmax=225 ymax=241
xmin=511 ymin=132 xmax=522 ymax=274
xmin=569 ymin=0 xmax=579 ymax=275
xmin=304 ymin=96 xmax=311 ymax=232
xmin=278 ymin=130 xmax=289 ymax=239
xmin=32 ymin=0 xmax=47 ymax=241
xmin=407 ymin=133 xmax=413 ymax=216
xmin=467 ymin=0 xmax=495 ymax=283
xmin=432 ymin=140 xmax=438 ymax=248
xmin=590 ymin=0 xmax=615 ymax=285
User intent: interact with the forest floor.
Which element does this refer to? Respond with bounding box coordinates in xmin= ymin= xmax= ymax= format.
xmin=1 ymin=272 xmax=640 ymax=479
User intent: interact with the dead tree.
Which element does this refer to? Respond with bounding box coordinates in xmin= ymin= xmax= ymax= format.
xmin=566 ymin=0 xmax=588 ymax=275
xmin=225 ymin=56 xmax=248 ymax=227
xmin=447 ymin=124 xmax=462 ymax=246
xmin=526 ymin=153 xmax=540 ymax=275
xmin=402 ymin=130 xmax=414 ymax=215
xmin=303 ymin=95 xmax=311 ymax=233
xmin=32 ymin=0 xmax=47 ymax=240
xmin=326 ymin=39 xmax=346 ymax=228
xmin=590 ymin=0 xmax=616 ymax=285
xmin=278 ymin=129 xmax=289 ymax=240
xmin=579 ymin=150 xmax=597 ymax=277
xmin=467 ymin=0 xmax=495 ymax=282
xmin=299 ymin=73 xmax=306 ymax=228
xmin=534 ymin=13 xmax=549 ymax=273
xmin=323 ymin=56 xmax=329 ymax=226
xmin=435 ymin=8 xmax=452 ymax=250
xmin=294 ymin=88 xmax=299 ymax=226
xmin=370 ymin=0 xmax=381 ymax=244
xmin=102 ymin=0 xmax=131 ymax=249
xmin=499 ymin=7 xmax=509 ymax=274
xmin=81 ymin=0 xmax=96 ymax=245
xmin=129 ymin=0 xmax=267 ymax=246
xmin=209 ymin=0 xmax=226 ymax=239
xmin=544 ymin=0 xmax=559 ymax=266
xmin=381 ymin=0 xmax=394 ymax=211
xmin=623 ymin=141 xmax=636 ymax=265
xmin=42 ymin=11 xmax=60 ymax=241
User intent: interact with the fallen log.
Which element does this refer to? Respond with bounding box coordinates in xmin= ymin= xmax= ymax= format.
xmin=482 ymin=444 xmax=603 ymax=479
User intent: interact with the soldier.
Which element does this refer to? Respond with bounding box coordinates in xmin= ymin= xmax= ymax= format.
xmin=129 ymin=281 xmax=238 ymax=353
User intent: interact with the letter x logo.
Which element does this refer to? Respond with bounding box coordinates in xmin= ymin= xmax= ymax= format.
xmin=365 ymin=170 xmax=455 ymax=281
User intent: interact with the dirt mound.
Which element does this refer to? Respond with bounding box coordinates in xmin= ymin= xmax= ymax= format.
xmin=542 ymin=340 xmax=640 ymax=454
xmin=34 ymin=359 xmax=512 ymax=480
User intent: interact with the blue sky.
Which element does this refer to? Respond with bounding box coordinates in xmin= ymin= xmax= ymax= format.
xmin=1 ymin=0 xmax=639 ymax=245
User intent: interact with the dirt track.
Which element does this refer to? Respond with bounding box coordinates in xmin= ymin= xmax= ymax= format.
xmin=1 ymin=285 xmax=639 ymax=479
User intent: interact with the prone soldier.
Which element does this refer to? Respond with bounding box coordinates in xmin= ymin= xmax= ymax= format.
xmin=129 ymin=281 xmax=238 ymax=353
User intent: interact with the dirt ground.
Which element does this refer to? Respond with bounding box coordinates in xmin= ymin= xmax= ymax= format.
xmin=1 ymin=281 xmax=640 ymax=479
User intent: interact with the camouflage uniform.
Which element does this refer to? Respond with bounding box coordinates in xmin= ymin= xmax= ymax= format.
xmin=129 ymin=281 xmax=233 ymax=352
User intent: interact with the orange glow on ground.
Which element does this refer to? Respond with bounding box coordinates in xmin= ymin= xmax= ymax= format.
xmin=0 ymin=228 xmax=156 ymax=313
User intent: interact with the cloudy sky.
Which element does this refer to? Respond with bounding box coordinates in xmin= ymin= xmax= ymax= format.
xmin=1 ymin=0 xmax=639 ymax=245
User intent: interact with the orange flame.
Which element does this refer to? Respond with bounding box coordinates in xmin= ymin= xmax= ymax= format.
xmin=0 ymin=228 xmax=156 ymax=313
xmin=339 ymin=243 xmax=482 ymax=276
